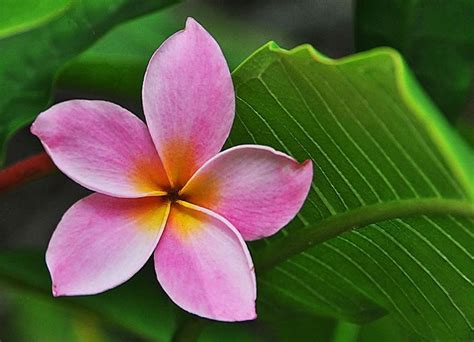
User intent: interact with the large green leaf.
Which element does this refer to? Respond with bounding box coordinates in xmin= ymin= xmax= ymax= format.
xmin=355 ymin=0 xmax=474 ymax=121
xmin=230 ymin=43 xmax=474 ymax=340
xmin=0 ymin=0 xmax=178 ymax=164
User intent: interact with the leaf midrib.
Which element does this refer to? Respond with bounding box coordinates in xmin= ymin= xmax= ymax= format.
xmin=254 ymin=197 xmax=474 ymax=271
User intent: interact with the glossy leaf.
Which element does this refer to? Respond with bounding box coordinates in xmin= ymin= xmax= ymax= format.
xmin=355 ymin=0 xmax=474 ymax=121
xmin=0 ymin=0 xmax=178 ymax=164
xmin=230 ymin=43 xmax=474 ymax=340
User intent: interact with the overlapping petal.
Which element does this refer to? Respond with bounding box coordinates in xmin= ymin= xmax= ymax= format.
xmin=47 ymin=194 xmax=170 ymax=296
xmin=154 ymin=202 xmax=256 ymax=321
xmin=31 ymin=100 xmax=169 ymax=198
xmin=142 ymin=18 xmax=235 ymax=188
xmin=181 ymin=145 xmax=313 ymax=240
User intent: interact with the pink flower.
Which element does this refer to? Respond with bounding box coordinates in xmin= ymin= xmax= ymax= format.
xmin=31 ymin=18 xmax=313 ymax=321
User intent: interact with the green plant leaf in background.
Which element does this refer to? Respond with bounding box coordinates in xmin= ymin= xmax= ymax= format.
xmin=230 ymin=43 xmax=473 ymax=340
xmin=56 ymin=3 xmax=291 ymax=101
xmin=0 ymin=0 xmax=71 ymax=39
xmin=355 ymin=0 xmax=474 ymax=121
xmin=4 ymin=292 xmax=108 ymax=342
xmin=0 ymin=0 xmax=179 ymax=164
xmin=0 ymin=251 xmax=185 ymax=341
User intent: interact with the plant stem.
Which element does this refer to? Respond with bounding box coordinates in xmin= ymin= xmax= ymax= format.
xmin=0 ymin=152 xmax=57 ymax=194
xmin=254 ymin=198 xmax=474 ymax=271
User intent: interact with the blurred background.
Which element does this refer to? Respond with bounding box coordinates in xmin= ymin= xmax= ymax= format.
xmin=0 ymin=0 xmax=472 ymax=340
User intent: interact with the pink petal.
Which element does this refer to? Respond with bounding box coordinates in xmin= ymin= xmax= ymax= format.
xmin=181 ymin=145 xmax=313 ymax=240
xmin=142 ymin=18 xmax=235 ymax=188
xmin=47 ymin=194 xmax=170 ymax=296
xmin=31 ymin=100 xmax=169 ymax=198
xmin=154 ymin=202 xmax=256 ymax=321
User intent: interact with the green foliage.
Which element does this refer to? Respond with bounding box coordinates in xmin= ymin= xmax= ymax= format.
xmin=56 ymin=4 xmax=290 ymax=101
xmin=355 ymin=0 xmax=474 ymax=121
xmin=0 ymin=251 xmax=184 ymax=340
xmin=0 ymin=0 xmax=178 ymax=164
xmin=5 ymin=291 xmax=108 ymax=342
xmin=230 ymin=43 xmax=474 ymax=340
xmin=0 ymin=0 xmax=71 ymax=39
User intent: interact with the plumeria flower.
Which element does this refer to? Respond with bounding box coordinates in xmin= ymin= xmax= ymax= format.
xmin=31 ymin=18 xmax=313 ymax=321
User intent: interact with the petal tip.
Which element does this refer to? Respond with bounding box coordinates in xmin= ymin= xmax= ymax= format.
xmin=52 ymin=283 xmax=63 ymax=297
xmin=185 ymin=17 xmax=201 ymax=30
xmin=209 ymin=305 xmax=257 ymax=322
xmin=231 ymin=305 xmax=257 ymax=322
xmin=302 ymin=158 xmax=313 ymax=172
xmin=246 ymin=305 xmax=258 ymax=321
xmin=30 ymin=121 xmax=38 ymax=135
xmin=30 ymin=112 xmax=45 ymax=138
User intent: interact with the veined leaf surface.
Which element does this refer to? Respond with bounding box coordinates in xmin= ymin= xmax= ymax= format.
xmin=230 ymin=42 xmax=474 ymax=340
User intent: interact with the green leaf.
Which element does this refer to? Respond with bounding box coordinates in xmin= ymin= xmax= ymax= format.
xmin=358 ymin=316 xmax=406 ymax=342
xmin=230 ymin=42 xmax=474 ymax=340
xmin=0 ymin=250 xmax=184 ymax=340
xmin=56 ymin=4 xmax=292 ymax=101
xmin=5 ymin=291 xmax=109 ymax=342
xmin=355 ymin=0 xmax=474 ymax=121
xmin=0 ymin=0 xmax=178 ymax=164
xmin=0 ymin=0 xmax=71 ymax=39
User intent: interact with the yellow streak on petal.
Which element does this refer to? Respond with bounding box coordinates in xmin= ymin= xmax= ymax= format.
xmin=180 ymin=170 xmax=222 ymax=209
xmin=160 ymin=138 xmax=199 ymax=189
xmin=129 ymin=197 xmax=171 ymax=233
xmin=168 ymin=202 xmax=208 ymax=240
xmin=130 ymin=157 xmax=169 ymax=195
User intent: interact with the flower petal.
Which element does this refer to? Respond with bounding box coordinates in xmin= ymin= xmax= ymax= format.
xmin=181 ymin=145 xmax=313 ymax=240
xmin=142 ymin=18 xmax=235 ymax=188
xmin=31 ymin=100 xmax=169 ymax=198
xmin=47 ymin=194 xmax=170 ymax=296
xmin=154 ymin=202 xmax=256 ymax=321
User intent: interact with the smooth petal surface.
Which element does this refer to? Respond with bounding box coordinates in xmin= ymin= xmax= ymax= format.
xmin=154 ymin=202 xmax=256 ymax=321
xmin=47 ymin=194 xmax=170 ymax=296
xmin=31 ymin=100 xmax=169 ymax=197
xmin=143 ymin=18 xmax=235 ymax=188
xmin=181 ymin=145 xmax=313 ymax=240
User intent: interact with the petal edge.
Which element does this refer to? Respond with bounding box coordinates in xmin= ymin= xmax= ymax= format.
xmin=47 ymin=194 xmax=170 ymax=296
xmin=142 ymin=18 xmax=235 ymax=188
xmin=31 ymin=100 xmax=169 ymax=198
xmin=154 ymin=201 xmax=256 ymax=321
xmin=181 ymin=144 xmax=313 ymax=240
